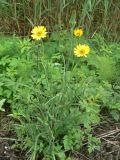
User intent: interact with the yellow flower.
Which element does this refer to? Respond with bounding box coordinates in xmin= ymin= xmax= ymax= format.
xmin=74 ymin=28 xmax=83 ymax=37
xmin=31 ymin=26 xmax=47 ymax=40
xmin=74 ymin=44 xmax=90 ymax=57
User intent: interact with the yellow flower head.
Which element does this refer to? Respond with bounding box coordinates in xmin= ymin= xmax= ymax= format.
xmin=74 ymin=28 xmax=83 ymax=37
xmin=31 ymin=26 xmax=47 ymax=40
xmin=74 ymin=44 xmax=90 ymax=57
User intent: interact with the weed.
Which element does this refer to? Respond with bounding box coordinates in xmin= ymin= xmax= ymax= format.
xmin=0 ymin=30 xmax=120 ymax=159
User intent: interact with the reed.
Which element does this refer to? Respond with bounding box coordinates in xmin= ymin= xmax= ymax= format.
xmin=0 ymin=0 xmax=120 ymax=41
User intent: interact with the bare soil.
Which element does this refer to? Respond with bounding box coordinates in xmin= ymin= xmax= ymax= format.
xmin=72 ymin=117 xmax=120 ymax=160
xmin=0 ymin=112 xmax=25 ymax=160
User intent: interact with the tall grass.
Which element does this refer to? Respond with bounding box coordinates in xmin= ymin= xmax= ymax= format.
xmin=0 ymin=0 xmax=120 ymax=41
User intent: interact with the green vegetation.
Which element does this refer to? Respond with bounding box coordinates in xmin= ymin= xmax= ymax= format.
xmin=0 ymin=30 xmax=120 ymax=159
xmin=0 ymin=1 xmax=120 ymax=159
xmin=0 ymin=0 xmax=120 ymax=41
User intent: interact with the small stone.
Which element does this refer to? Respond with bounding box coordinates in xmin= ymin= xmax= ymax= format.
xmin=5 ymin=146 xmax=8 ymax=150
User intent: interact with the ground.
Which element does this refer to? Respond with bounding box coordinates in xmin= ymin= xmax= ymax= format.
xmin=0 ymin=111 xmax=120 ymax=160
xmin=0 ymin=111 xmax=24 ymax=160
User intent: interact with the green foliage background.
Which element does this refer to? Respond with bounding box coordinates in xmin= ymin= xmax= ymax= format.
xmin=0 ymin=0 xmax=120 ymax=41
